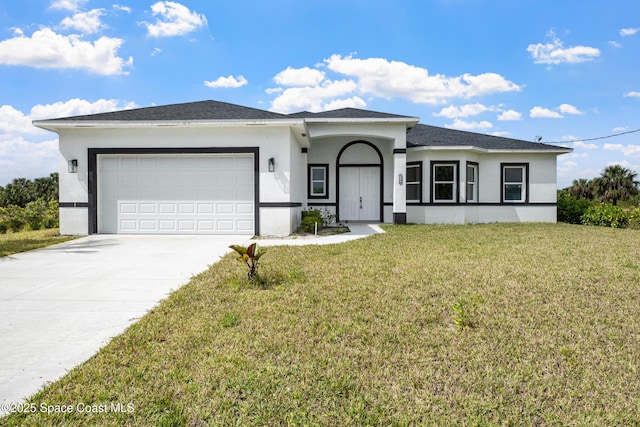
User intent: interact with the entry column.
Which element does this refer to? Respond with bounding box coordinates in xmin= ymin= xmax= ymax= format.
xmin=393 ymin=149 xmax=407 ymax=224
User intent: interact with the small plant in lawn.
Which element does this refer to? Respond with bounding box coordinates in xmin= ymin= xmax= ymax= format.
xmin=452 ymin=299 xmax=472 ymax=331
xmin=220 ymin=312 xmax=241 ymax=328
xmin=229 ymin=242 xmax=266 ymax=280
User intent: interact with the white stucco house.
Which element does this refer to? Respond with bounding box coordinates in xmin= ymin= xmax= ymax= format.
xmin=33 ymin=100 xmax=572 ymax=236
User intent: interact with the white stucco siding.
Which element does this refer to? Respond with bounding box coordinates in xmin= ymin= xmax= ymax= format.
xmin=306 ymin=137 xmax=394 ymax=204
xmin=57 ymin=125 xmax=299 ymax=236
xmin=475 ymin=153 xmax=558 ymax=203
xmin=406 ymin=149 xmax=560 ymax=224
xmin=407 ymin=205 xmax=557 ymax=224
xmin=406 ymin=150 xmax=559 ymax=204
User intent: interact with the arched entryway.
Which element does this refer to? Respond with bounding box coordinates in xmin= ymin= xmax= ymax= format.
xmin=336 ymin=141 xmax=383 ymax=222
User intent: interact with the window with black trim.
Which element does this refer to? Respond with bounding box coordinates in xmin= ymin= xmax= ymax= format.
xmin=502 ymin=164 xmax=528 ymax=203
xmin=432 ymin=162 xmax=458 ymax=203
xmin=466 ymin=163 xmax=478 ymax=203
xmin=406 ymin=162 xmax=422 ymax=203
xmin=308 ymin=164 xmax=329 ymax=198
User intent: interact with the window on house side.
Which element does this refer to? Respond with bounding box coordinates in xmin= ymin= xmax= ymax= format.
xmin=310 ymin=166 xmax=327 ymax=197
xmin=433 ymin=163 xmax=456 ymax=202
xmin=406 ymin=162 xmax=421 ymax=202
xmin=466 ymin=163 xmax=478 ymax=203
xmin=503 ymin=165 xmax=527 ymax=202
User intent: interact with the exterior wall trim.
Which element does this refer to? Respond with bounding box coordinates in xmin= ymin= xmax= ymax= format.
xmin=336 ymin=140 xmax=384 ymax=222
xmin=259 ymin=202 xmax=302 ymax=207
xmin=87 ymin=147 xmax=260 ymax=235
xmin=59 ymin=202 xmax=89 ymax=208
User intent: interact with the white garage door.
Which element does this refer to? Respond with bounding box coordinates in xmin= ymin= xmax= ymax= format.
xmin=98 ymin=154 xmax=254 ymax=234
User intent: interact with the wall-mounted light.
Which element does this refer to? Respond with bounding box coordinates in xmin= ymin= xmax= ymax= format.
xmin=68 ymin=159 xmax=78 ymax=173
xmin=268 ymin=157 xmax=275 ymax=172
xmin=398 ymin=173 xmax=403 ymax=185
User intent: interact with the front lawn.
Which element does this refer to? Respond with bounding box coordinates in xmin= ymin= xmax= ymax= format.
xmin=0 ymin=229 xmax=77 ymax=257
xmin=3 ymin=223 xmax=640 ymax=426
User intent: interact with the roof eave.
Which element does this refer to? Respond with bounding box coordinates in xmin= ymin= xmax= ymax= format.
xmin=408 ymin=145 xmax=573 ymax=154
xmin=32 ymin=118 xmax=306 ymax=132
xmin=304 ymin=117 xmax=419 ymax=125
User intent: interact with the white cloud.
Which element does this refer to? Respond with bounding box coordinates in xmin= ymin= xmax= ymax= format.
xmin=50 ymin=0 xmax=88 ymax=11
xmin=204 ymin=75 xmax=248 ymax=88
xmin=274 ymin=66 xmax=325 ymax=87
xmin=113 ymin=5 xmax=132 ymax=13
xmin=527 ymin=31 xmax=600 ymax=64
xmin=603 ymin=143 xmax=640 ymax=156
xmin=29 ymin=98 xmax=137 ymax=120
xmin=609 ymin=40 xmax=622 ymax=48
xmin=0 ymin=27 xmax=132 ymax=75
xmin=445 ymin=119 xmax=493 ymax=130
xmin=324 ymin=54 xmax=521 ymax=104
xmin=60 ymin=9 xmax=107 ymax=34
xmin=268 ymin=54 xmax=521 ymax=113
xmin=144 ymin=1 xmax=207 ymax=38
xmin=0 ymin=99 xmax=135 ymax=185
xmin=624 ymin=91 xmax=640 ymax=97
xmin=612 ymin=126 xmax=627 ymax=132
xmin=492 ymin=131 xmax=510 ymax=137
xmin=573 ymin=141 xmax=598 ymax=150
xmin=566 ymin=152 xmax=589 ymax=159
xmin=265 ymin=87 xmax=282 ymax=94
xmin=497 ymin=109 xmax=522 ymax=121
xmin=270 ymin=79 xmax=358 ymax=113
xmin=0 ymin=105 xmax=44 ymax=136
xmin=620 ymin=28 xmax=639 ymax=37
xmin=558 ymin=103 xmax=584 ymax=115
xmin=322 ymin=96 xmax=367 ymax=111
xmin=0 ymin=136 xmax=59 ymax=184
xmin=433 ymin=103 xmax=489 ymax=119
xmin=530 ymin=106 xmax=563 ymax=118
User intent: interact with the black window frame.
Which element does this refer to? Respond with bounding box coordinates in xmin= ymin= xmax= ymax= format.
xmin=466 ymin=161 xmax=479 ymax=204
xmin=406 ymin=161 xmax=422 ymax=203
xmin=430 ymin=161 xmax=460 ymax=203
xmin=308 ymin=164 xmax=329 ymax=199
xmin=501 ymin=163 xmax=529 ymax=203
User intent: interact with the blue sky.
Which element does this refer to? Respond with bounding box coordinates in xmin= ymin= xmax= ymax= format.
xmin=0 ymin=0 xmax=639 ymax=187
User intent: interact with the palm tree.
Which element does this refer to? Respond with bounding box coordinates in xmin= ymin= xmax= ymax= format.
xmin=567 ymin=178 xmax=594 ymax=199
xmin=591 ymin=165 xmax=640 ymax=205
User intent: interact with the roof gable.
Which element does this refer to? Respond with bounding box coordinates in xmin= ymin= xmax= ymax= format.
xmin=407 ymin=124 xmax=570 ymax=151
xmin=52 ymin=100 xmax=291 ymax=121
xmin=289 ymin=107 xmax=416 ymax=120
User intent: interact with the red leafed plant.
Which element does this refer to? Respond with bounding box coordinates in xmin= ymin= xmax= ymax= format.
xmin=228 ymin=243 xmax=266 ymax=280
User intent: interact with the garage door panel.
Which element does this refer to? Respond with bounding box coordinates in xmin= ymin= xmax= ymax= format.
xmin=99 ymin=154 xmax=254 ymax=234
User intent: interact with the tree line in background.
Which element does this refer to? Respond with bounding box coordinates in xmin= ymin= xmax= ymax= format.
xmin=0 ymin=173 xmax=59 ymax=233
xmin=558 ymin=165 xmax=640 ymax=229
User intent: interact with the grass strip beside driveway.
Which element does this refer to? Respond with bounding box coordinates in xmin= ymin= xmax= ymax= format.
xmin=0 ymin=229 xmax=77 ymax=257
xmin=2 ymin=223 xmax=640 ymax=426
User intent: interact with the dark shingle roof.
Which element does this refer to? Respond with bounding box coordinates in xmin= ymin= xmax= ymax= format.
xmin=407 ymin=124 xmax=570 ymax=151
xmin=54 ymin=100 xmax=291 ymax=121
xmin=288 ymin=107 xmax=417 ymax=120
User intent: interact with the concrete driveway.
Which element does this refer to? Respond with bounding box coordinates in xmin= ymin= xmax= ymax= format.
xmin=0 ymin=234 xmax=249 ymax=412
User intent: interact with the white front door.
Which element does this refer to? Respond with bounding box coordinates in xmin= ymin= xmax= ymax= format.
xmin=339 ymin=167 xmax=380 ymax=221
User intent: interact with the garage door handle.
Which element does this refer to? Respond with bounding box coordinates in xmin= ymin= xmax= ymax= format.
xmin=359 ymin=196 xmax=362 ymax=209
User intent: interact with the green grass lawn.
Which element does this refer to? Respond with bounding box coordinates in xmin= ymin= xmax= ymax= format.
xmin=2 ymin=223 xmax=640 ymax=426
xmin=0 ymin=229 xmax=77 ymax=257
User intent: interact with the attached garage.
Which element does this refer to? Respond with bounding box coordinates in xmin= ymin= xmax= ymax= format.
xmin=94 ymin=152 xmax=256 ymax=235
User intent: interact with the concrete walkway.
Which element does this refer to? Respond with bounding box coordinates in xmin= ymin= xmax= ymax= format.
xmin=0 ymin=224 xmax=384 ymax=414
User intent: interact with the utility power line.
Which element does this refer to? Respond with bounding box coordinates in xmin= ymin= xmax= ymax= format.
xmin=541 ymin=127 xmax=640 ymax=144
